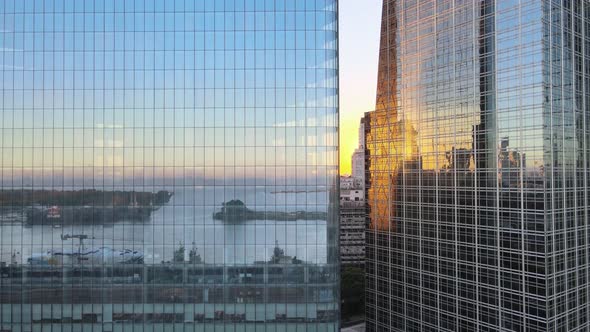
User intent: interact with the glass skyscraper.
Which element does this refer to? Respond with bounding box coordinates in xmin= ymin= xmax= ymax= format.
xmin=0 ymin=1 xmax=339 ymax=331
xmin=365 ymin=0 xmax=589 ymax=331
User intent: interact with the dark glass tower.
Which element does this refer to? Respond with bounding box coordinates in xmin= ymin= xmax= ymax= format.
xmin=0 ymin=1 xmax=339 ymax=331
xmin=365 ymin=1 xmax=590 ymax=331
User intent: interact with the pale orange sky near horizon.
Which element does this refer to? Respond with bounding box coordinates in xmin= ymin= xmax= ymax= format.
xmin=339 ymin=0 xmax=381 ymax=175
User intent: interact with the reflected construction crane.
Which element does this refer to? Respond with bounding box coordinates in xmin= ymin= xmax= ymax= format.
xmin=61 ymin=234 xmax=94 ymax=262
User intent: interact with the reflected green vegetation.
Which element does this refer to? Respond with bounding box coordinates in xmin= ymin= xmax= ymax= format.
xmin=0 ymin=190 xmax=173 ymax=224
xmin=213 ymin=200 xmax=328 ymax=222
xmin=0 ymin=190 xmax=172 ymax=207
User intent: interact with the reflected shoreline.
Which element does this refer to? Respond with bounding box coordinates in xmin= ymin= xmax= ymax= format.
xmin=0 ymin=189 xmax=173 ymax=225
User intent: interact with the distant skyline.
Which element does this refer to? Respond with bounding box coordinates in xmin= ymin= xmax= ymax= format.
xmin=339 ymin=0 xmax=381 ymax=175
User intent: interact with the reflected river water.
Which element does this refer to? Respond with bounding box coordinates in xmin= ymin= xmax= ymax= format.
xmin=0 ymin=187 xmax=329 ymax=265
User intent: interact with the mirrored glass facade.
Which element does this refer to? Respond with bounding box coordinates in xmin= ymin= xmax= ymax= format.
xmin=0 ymin=1 xmax=339 ymax=331
xmin=365 ymin=0 xmax=590 ymax=331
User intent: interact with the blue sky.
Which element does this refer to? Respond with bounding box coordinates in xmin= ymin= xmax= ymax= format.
xmin=339 ymin=0 xmax=381 ymax=174
xmin=1 ymin=0 xmax=381 ymax=177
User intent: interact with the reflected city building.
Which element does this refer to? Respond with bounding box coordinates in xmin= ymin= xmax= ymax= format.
xmin=0 ymin=1 xmax=339 ymax=331
xmin=365 ymin=1 xmax=587 ymax=331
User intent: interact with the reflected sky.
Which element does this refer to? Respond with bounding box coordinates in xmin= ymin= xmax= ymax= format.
xmin=0 ymin=0 xmax=339 ymax=183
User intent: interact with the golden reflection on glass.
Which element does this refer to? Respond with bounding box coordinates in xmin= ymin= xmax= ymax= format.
xmin=364 ymin=0 xmax=574 ymax=331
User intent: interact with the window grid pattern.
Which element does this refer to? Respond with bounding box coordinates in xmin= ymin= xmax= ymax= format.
xmin=0 ymin=0 xmax=339 ymax=331
xmin=365 ymin=0 xmax=590 ymax=331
